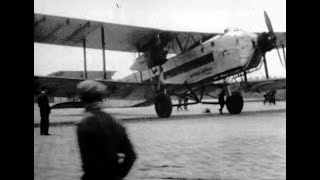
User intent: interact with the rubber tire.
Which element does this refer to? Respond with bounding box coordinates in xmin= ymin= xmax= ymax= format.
xmin=154 ymin=93 xmax=172 ymax=118
xmin=226 ymin=93 xmax=244 ymax=114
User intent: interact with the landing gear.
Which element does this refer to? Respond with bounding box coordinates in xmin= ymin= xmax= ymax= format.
xmin=226 ymin=93 xmax=243 ymax=114
xmin=154 ymin=92 xmax=172 ymax=118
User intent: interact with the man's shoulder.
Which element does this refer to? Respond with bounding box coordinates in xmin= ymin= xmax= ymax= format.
xmin=78 ymin=111 xmax=96 ymax=124
xmin=37 ymin=93 xmax=47 ymax=99
xmin=77 ymin=111 xmax=116 ymax=127
xmin=77 ymin=114 xmax=100 ymax=132
xmin=97 ymin=111 xmax=125 ymax=131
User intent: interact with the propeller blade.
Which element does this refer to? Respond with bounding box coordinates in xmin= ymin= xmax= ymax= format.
xmin=264 ymin=11 xmax=275 ymax=36
xmin=274 ymin=43 xmax=285 ymax=69
xmin=281 ymin=44 xmax=286 ymax=68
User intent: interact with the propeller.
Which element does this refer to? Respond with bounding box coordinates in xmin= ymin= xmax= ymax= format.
xmin=263 ymin=11 xmax=286 ymax=69
xmin=264 ymin=11 xmax=275 ymax=37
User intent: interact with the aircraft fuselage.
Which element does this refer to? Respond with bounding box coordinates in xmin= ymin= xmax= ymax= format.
xmin=125 ymin=29 xmax=261 ymax=85
xmin=162 ymin=29 xmax=259 ymax=84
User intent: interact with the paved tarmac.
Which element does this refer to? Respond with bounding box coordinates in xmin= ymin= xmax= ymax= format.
xmin=34 ymin=101 xmax=286 ymax=180
xmin=34 ymin=100 xmax=286 ymax=126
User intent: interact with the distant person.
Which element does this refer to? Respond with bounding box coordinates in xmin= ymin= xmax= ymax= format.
xmin=37 ymin=86 xmax=51 ymax=136
xmin=264 ymin=90 xmax=276 ymax=105
xmin=76 ymin=80 xmax=136 ymax=180
xmin=218 ymin=89 xmax=225 ymax=115
xmin=177 ymin=97 xmax=183 ymax=111
xmin=183 ymin=97 xmax=189 ymax=111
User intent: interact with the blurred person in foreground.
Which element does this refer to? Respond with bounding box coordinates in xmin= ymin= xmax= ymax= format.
xmin=37 ymin=86 xmax=51 ymax=135
xmin=76 ymin=80 xmax=136 ymax=180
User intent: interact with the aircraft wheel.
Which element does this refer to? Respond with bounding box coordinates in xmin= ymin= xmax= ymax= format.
xmin=154 ymin=93 xmax=172 ymax=118
xmin=226 ymin=93 xmax=244 ymax=114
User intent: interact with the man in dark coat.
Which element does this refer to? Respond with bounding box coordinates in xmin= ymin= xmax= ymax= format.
xmin=37 ymin=86 xmax=51 ymax=135
xmin=218 ymin=89 xmax=225 ymax=115
xmin=183 ymin=97 xmax=189 ymax=111
xmin=76 ymin=80 xmax=136 ymax=180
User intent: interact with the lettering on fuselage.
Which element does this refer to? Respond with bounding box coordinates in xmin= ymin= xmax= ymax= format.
xmin=189 ymin=66 xmax=213 ymax=79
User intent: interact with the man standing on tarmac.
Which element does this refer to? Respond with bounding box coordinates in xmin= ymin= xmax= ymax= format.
xmin=76 ymin=80 xmax=136 ymax=180
xmin=219 ymin=89 xmax=226 ymax=115
xmin=183 ymin=97 xmax=189 ymax=111
xmin=37 ymin=86 xmax=51 ymax=136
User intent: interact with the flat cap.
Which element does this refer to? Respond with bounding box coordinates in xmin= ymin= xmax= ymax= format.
xmin=76 ymin=80 xmax=107 ymax=103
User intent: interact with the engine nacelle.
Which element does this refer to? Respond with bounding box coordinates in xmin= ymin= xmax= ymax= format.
xmin=130 ymin=33 xmax=170 ymax=71
xmin=257 ymin=32 xmax=275 ymax=53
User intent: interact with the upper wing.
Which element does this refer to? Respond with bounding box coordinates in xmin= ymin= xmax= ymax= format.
xmin=34 ymin=13 xmax=219 ymax=54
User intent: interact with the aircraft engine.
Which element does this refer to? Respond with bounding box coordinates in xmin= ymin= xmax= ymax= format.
xmin=257 ymin=11 xmax=285 ymax=56
xmin=257 ymin=32 xmax=275 ymax=53
xmin=130 ymin=48 xmax=168 ymax=71
xmin=146 ymin=33 xmax=171 ymax=68
xmin=145 ymin=44 xmax=168 ymax=68
xmin=131 ymin=33 xmax=171 ymax=71
xmin=257 ymin=11 xmax=285 ymax=76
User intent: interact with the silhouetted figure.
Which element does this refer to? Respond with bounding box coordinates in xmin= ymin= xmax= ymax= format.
xmin=183 ymin=97 xmax=189 ymax=111
xmin=177 ymin=97 xmax=183 ymax=111
xmin=76 ymin=80 xmax=136 ymax=180
xmin=264 ymin=90 xmax=276 ymax=105
xmin=219 ymin=90 xmax=225 ymax=115
xmin=37 ymin=86 xmax=51 ymax=135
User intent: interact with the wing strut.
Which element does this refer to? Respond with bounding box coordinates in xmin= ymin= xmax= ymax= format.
xmin=243 ymin=71 xmax=247 ymax=82
xmin=263 ymin=54 xmax=269 ymax=79
xmin=175 ymin=35 xmax=184 ymax=52
xmin=131 ymin=70 xmax=139 ymax=82
xmin=184 ymin=82 xmax=200 ymax=103
xmin=101 ymin=26 xmax=107 ymax=80
xmin=82 ymin=39 xmax=88 ymax=79
xmin=139 ymin=71 xmax=143 ymax=82
xmin=183 ymin=35 xmax=190 ymax=50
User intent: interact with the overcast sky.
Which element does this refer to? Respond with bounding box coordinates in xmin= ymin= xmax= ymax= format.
xmin=34 ymin=0 xmax=286 ymax=79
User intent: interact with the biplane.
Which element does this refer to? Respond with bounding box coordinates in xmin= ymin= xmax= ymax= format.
xmin=34 ymin=11 xmax=286 ymax=118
